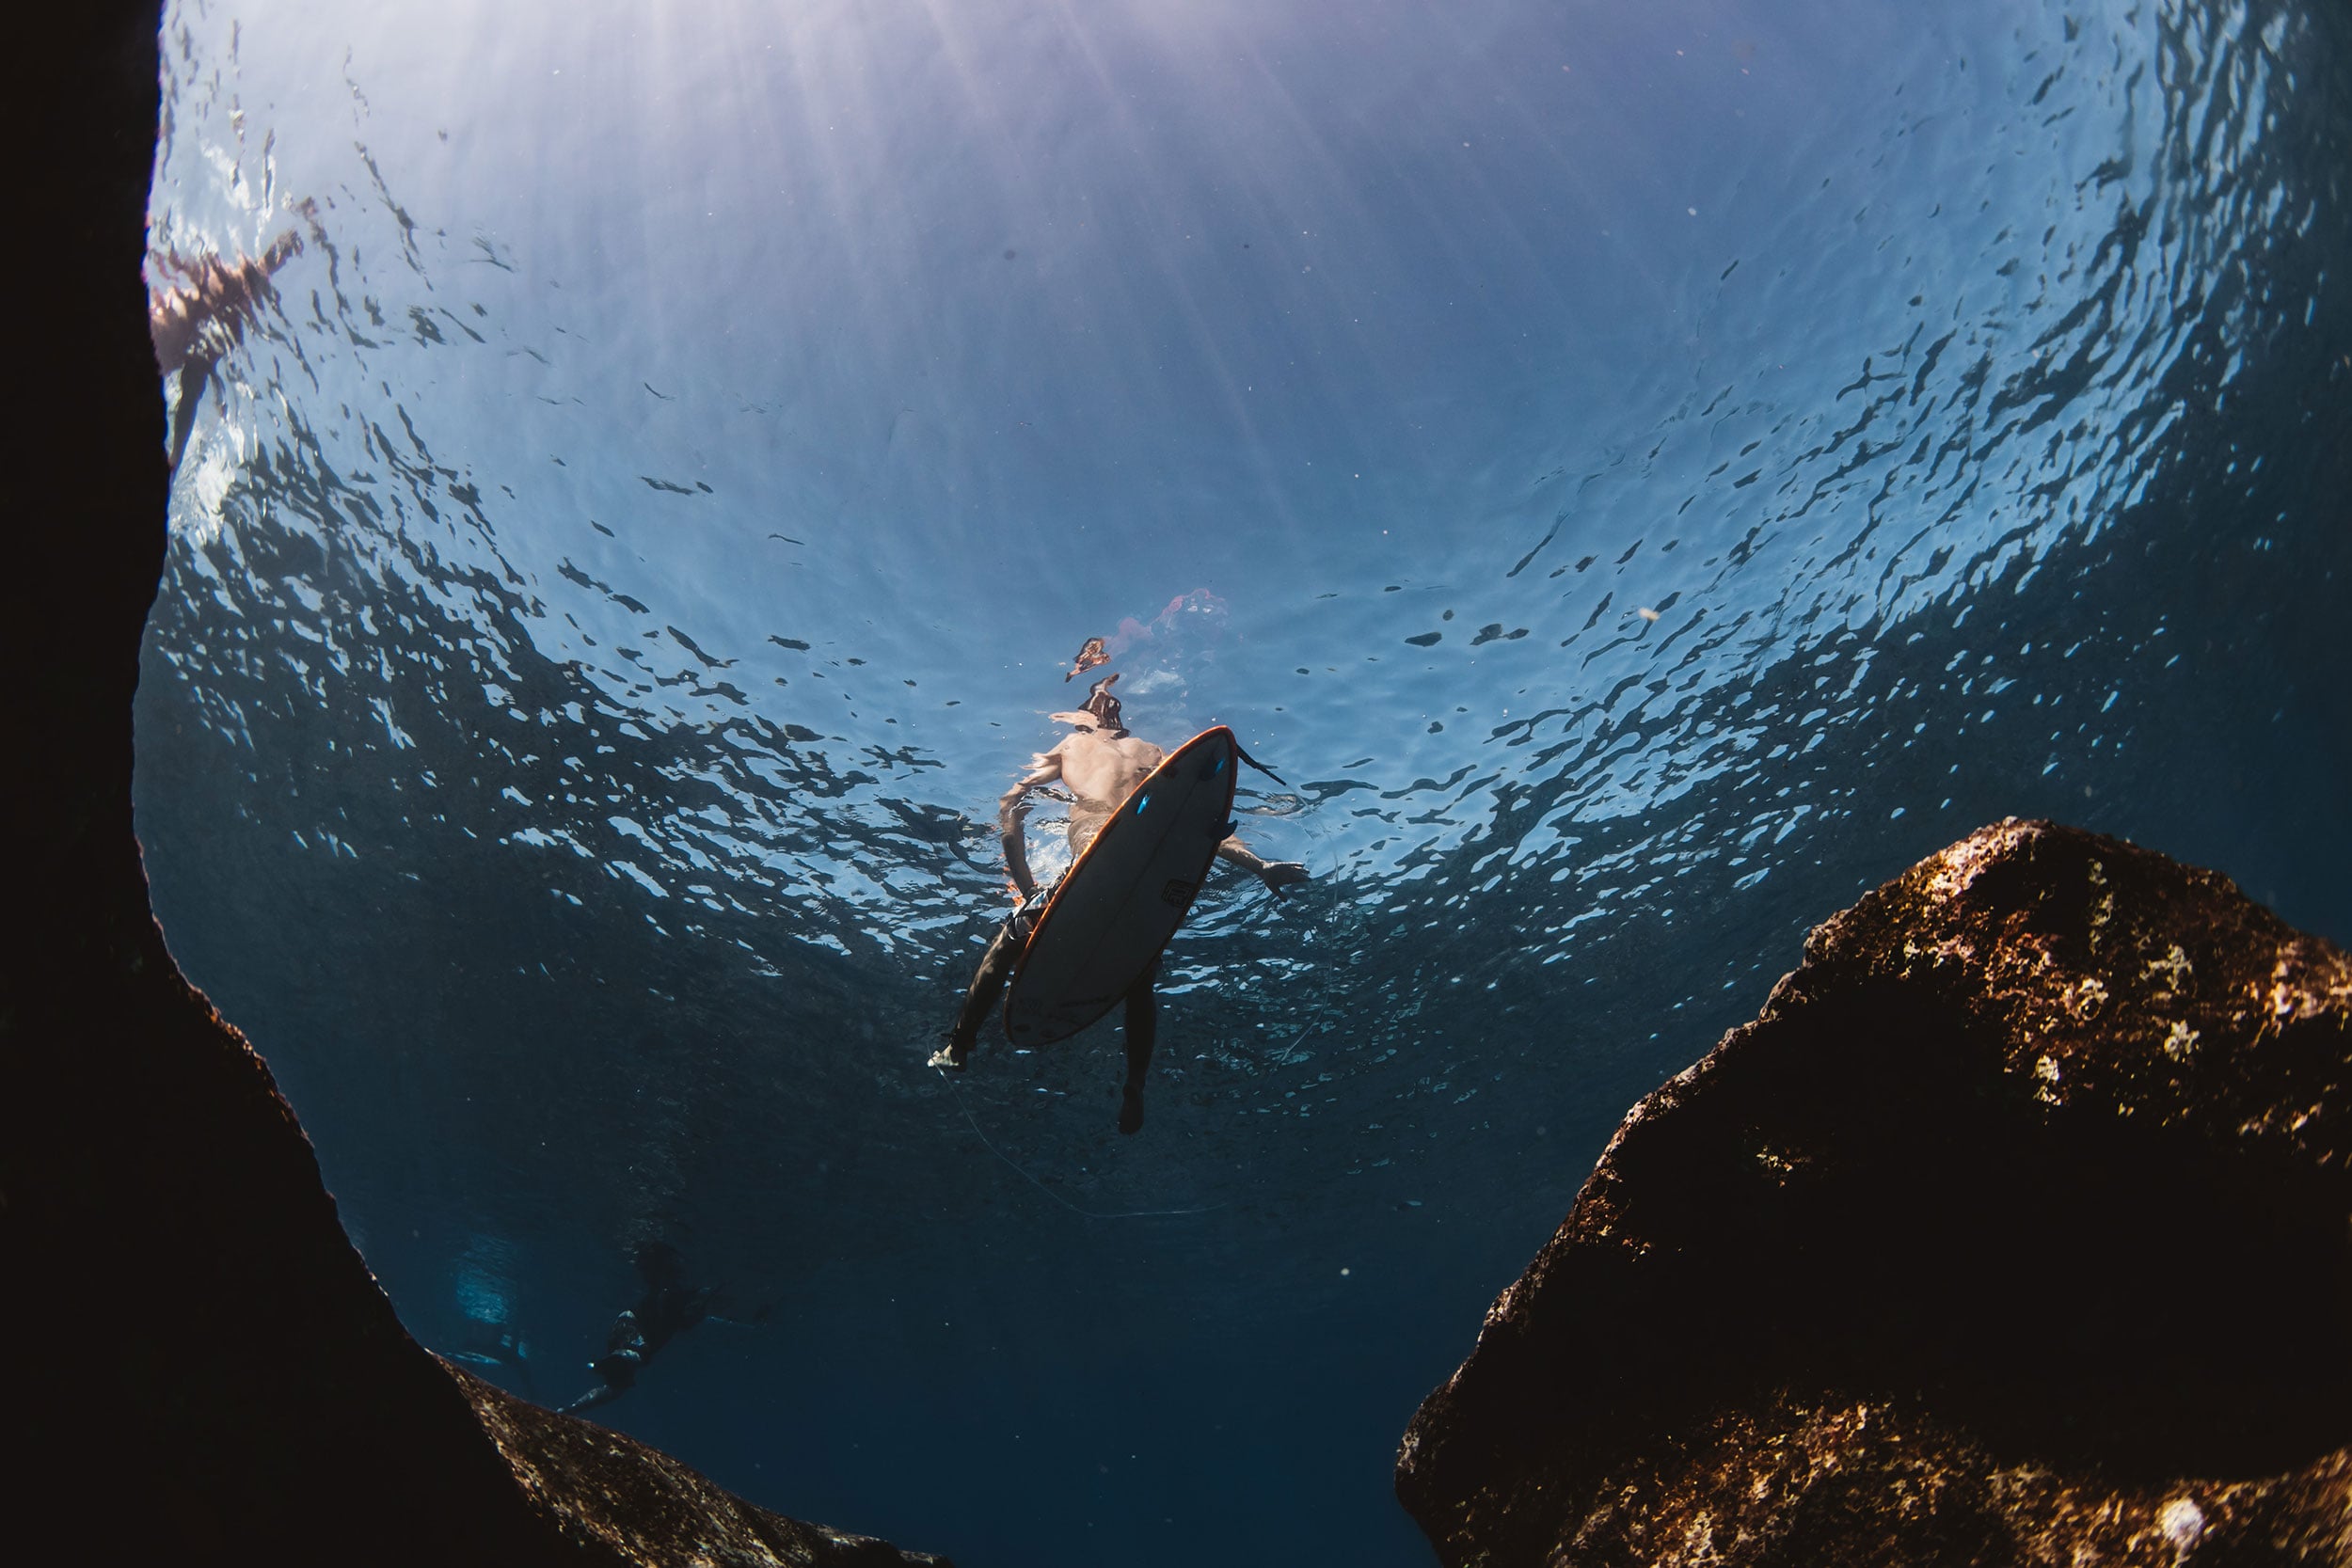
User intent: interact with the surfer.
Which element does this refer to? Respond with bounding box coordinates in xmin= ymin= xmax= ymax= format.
xmin=929 ymin=672 xmax=1307 ymax=1134
xmin=561 ymin=1242 xmax=714 ymax=1415
xmin=147 ymin=227 xmax=304 ymax=473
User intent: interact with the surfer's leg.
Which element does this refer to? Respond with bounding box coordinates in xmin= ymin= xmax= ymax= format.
xmin=932 ymin=916 xmax=1023 ymax=1069
xmin=1117 ymin=969 xmax=1157 ymax=1135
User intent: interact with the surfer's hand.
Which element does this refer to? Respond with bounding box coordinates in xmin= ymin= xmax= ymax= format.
xmin=1260 ymin=862 xmax=1310 ymax=896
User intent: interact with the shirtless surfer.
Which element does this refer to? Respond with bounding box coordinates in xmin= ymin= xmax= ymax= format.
xmin=929 ymin=670 xmax=1307 ymax=1133
xmin=147 ymin=227 xmax=304 ymax=472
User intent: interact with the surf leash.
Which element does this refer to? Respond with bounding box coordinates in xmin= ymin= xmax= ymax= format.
xmin=936 ymin=1069 xmax=1225 ymax=1221
xmin=1233 ymin=739 xmax=1288 ymax=787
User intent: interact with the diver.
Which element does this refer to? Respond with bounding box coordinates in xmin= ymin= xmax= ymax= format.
xmin=562 ymin=1242 xmax=716 ymax=1415
xmin=928 ymin=670 xmax=1308 ymax=1134
xmin=146 ymin=227 xmax=305 ymax=473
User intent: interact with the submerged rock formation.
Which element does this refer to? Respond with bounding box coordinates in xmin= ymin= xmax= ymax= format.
xmin=459 ymin=1370 xmax=942 ymax=1565
xmin=1398 ymin=819 xmax=2351 ymax=1566
xmin=11 ymin=10 xmax=944 ymax=1563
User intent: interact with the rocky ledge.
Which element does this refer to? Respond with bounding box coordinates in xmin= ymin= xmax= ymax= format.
xmin=458 ymin=1368 xmax=946 ymax=1565
xmin=11 ymin=11 xmax=947 ymax=1561
xmin=1397 ymin=819 xmax=2350 ymax=1566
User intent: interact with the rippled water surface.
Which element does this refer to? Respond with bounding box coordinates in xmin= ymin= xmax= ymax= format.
xmin=138 ymin=0 xmax=2348 ymax=1560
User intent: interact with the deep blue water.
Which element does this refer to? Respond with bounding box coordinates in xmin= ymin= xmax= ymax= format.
xmin=137 ymin=1 xmax=2347 ymax=1562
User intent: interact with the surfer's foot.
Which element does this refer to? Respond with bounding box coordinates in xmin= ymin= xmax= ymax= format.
xmin=1118 ymin=1085 xmax=1144 ymax=1135
xmin=928 ymin=1038 xmax=968 ymax=1071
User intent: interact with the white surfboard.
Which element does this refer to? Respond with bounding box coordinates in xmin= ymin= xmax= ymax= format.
xmin=1001 ymin=726 xmax=1241 ymax=1047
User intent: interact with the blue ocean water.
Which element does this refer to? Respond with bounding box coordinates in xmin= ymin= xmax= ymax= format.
xmin=135 ymin=1 xmax=2347 ymax=1562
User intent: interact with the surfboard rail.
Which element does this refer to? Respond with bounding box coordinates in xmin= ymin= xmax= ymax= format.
xmin=1001 ymin=725 xmax=1241 ymax=1047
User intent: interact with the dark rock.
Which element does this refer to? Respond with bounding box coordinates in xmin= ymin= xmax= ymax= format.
xmin=458 ymin=1369 xmax=946 ymax=1564
xmin=9 ymin=10 xmax=945 ymax=1563
xmin=1398 ymin=819 xmax=2351 ymax=1566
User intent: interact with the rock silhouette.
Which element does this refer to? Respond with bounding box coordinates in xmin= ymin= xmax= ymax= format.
xmin=1399 ymin=818 xmax=2350 ymax=1566
xmin=15 ymin=13 xmax=947 ymax=1563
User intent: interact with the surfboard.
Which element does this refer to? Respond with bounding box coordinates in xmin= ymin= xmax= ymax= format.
xmin=1001 ymin=725 xmax=1241 ymax=1047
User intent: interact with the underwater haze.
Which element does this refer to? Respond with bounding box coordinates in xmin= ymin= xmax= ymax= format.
xmin=137 ymin=0 xmax=2349 ymax=1562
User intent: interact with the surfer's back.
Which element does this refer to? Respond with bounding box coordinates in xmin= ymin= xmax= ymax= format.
xmin=1055 ymin=728 xmax=1164 ymax=812
xmin=1050 ymin=728 xmax=1163 ymax=857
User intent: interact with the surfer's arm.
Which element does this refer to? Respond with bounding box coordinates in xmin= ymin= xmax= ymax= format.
xmin=1216 ymin=835 xmax=1311 ymax=895
xmin=997 ymin=755 xmax=1062 ymax=897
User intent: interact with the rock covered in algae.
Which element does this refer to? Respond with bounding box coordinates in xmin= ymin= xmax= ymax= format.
xmin=1397 ymin=819 xmax=2350 ymax=1566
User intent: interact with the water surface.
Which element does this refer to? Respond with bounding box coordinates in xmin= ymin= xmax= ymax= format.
xmin=138 ymin=0 xmax=2350 ymax=1560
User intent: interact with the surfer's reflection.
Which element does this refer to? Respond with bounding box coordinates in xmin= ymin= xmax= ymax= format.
xmin=929 ymin=672 xmax=1308 ymax=1133
xmin=147 ymin=221 xmax=308 ymax=473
